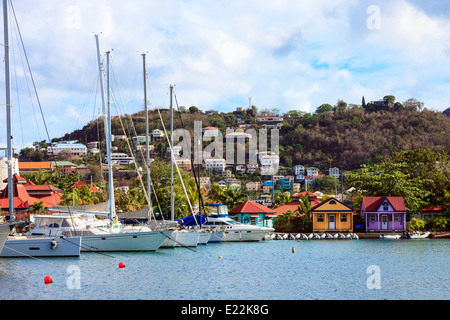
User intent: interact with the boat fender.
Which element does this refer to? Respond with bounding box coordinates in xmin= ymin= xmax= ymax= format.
xmin=50 ymin=240 xmax=57 ymax=250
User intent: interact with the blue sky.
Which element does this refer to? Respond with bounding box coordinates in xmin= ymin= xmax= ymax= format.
xmin=0 ymin=0 xmax=450 ymax=150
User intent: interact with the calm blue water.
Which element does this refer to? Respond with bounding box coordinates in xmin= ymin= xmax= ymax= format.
xmin=0 ymin=239 xmax=448 ymax=300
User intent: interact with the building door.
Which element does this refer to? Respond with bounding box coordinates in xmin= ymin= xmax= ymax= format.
xmin=328 ymin=215 xmax=336 ymax=230
xmin=381 ymin=215 xmax=388 ymax=230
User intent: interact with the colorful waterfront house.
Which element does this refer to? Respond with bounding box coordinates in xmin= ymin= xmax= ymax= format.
xmin=310 ymin=197 xmax=354 ymax=232
xmin=228 ymin=200 xmax=277 ymax=229
xmin=361 ymin=197 xmax=406 ymax=232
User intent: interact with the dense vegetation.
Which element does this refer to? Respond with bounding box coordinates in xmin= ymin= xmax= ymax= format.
xmin=45 ymin=96 xmax=450 ymax=172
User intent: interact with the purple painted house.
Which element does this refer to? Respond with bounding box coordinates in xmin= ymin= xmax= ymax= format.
xmin=361 ymin=197 xmax=407 ymax=232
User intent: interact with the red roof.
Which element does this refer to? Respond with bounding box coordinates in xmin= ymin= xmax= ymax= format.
xmin=421 ymin=205 xmax=443 ymax=212
xmin=291 ymin=191 xmax=321 ymax=198
xmin=362 ymin=197 xmax=406 ymax=212
xmin=70 ymin=180 xmax=100 ymax=193
xmin=229 ymin=200 xmax=275 ymax=214
xmin=2 ymin=173 xmax=26 ymax=183
xmin=272 ymin=200 xmax=321 ymax=216
xmin=0 ymin=174 xmax=57 ymax=209
xmin=23 ymin=184 xmax=61 ymax=192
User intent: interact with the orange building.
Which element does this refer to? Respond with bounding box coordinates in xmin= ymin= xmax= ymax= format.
xmin=310 ymin=197 xmax=354 ymax=233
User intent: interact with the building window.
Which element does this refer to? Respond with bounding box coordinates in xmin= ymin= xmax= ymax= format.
xmin=341 ymin=214 xmax=347 ymax=222
xmin=382 ymin=201 xmax=389 ymax=211
xmin=317 ymin=214 xmax=324 ymax=222
xmin=329 ymin=200 xmax=336 ymax=205
xmin=393 ymin=215 xmax=399 ymax=222
xmin=370 ymin=215 xmax=376 ymax=222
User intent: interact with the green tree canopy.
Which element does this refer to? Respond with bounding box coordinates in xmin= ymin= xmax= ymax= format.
xmin=347 ymin=149 xmax=450 ymax=216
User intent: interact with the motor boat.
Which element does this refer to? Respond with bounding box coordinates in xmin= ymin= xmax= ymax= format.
xmin=189 ymin=204 xmax=274 ymax=242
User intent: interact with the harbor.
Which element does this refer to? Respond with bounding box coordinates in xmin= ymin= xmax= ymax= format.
xmin=0 ymin=239 xmax=448 ymax=300
xmin=0 ymin=0 xmax=449 ymax=307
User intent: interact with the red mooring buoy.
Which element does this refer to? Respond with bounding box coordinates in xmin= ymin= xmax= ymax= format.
xmin=44 ymin=275 xmax=53 ymax=284
xmin=118 ymin=262 xmax=125 ymax=269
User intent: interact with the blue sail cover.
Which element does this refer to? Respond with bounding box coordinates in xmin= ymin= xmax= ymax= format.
xmin=176 ymin=215 xmax=206 ymax=226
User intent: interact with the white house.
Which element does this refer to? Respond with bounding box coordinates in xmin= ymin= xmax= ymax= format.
xmin=152 ymin=129 xmax=165 ymax=141
xmin=204 ymin=158 xmax=226 ymax=171
xmin=48 ymin=141 xmax=87 ymax=157
xmin=202 ymin=127 xmax=220 ymax=139
xmin=259 ymin=154 xmax=279 ymax=175
xmin=293 ymin=165 xmax=305 ymax=175
xmin=329 ymin=167 xmax=340 ymax=178
xmin=306 ymin=167 xmax=320 ymax=177
xmin=133 ymin=136 xmax=151 ymax=145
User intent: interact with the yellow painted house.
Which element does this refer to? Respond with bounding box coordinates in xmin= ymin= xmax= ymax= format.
xmin=310 ymin=197 xmax=354 ymax=232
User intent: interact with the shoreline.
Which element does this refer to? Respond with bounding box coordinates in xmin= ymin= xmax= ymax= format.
xmin=267 ymin=231 xmax=450 ymax=239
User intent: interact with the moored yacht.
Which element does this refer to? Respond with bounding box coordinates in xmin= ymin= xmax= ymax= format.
xmin=193 ymin=204 xmax=274 ymax=242
xmin=30 ymin=213 xmax=172 ymax=252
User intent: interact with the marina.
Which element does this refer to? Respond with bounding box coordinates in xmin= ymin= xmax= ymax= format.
xmin=0 ymin=0 xmax=449 ymax=307
xmin=0 ymin=239 xmax=448 ymax=300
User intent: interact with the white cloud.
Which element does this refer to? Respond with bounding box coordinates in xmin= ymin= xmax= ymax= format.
xmin=0 ymin=0 xmax=449 ymax=148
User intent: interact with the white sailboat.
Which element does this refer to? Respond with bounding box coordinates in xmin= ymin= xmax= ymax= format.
xmin=52 ymin=36 xmax=174 ymax=252
xmin=159 ymin=84 xmax=200 ymax=248
xmin=0 ymin=0 xmax=81 ymax=258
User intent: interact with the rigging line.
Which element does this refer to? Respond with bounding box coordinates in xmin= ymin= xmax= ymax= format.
xmin=108 ymin=56 xmax=167 ymax=228
xmin=71 ymin=73 xmax=98 ymax=136
xmin=2 ymin=245 xmax=58 ymax=264
xmin=147 ymin=81 xmax=198 ymax=225
xmin=10 ymin=10 xmax=41 ymax=140
xmin=173 ymin=90 xmax=206 ymax=217
xmin=9 ymin=0 xmax=53 ymax=149
xmin=9 ymin=14 xmax=24 ymax=148
xmin=59 ymin=236 xmax=116 ymax=258
xmin=108 ymin=56 xmax=164 ymax=223
xmin=109 ymin=85 xmax=158 ymax=224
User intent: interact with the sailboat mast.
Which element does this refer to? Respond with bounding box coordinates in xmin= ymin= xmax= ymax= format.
xmin=95 ymin=34 xmax=107 ymax=180
xmin=142 ymin=53 xmax=152 ymax=213
xmin=3 ymin=0 xmax=14 ymax=221
xmin=105 ymin=51 xmax=116 ymax=227
xmin=94 ymin=35 xmax=115 ymax=226
xmin=170 ymin=85 xmax=174 ymax=221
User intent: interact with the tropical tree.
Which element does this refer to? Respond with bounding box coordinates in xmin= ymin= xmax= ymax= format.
xmin=347 ymin=149 xmax=450 ymax=216
xmin=215 ymin=186 xmax=249 ymax=209
xmin=274 ymin=193 xmax=291 ymax=207
xmin=29 ymin=201 xmax=45 ymax=214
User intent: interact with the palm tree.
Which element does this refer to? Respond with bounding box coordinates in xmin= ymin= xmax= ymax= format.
xmin=29 ymin=201 xmax=45 ymax=214
xmin=216 ymin=186 xmax=249 ymax=209
xmin=274 ymin=192 xmax=291 ymax=207
xmin=207 ymin=183 xmax=225 ymax=203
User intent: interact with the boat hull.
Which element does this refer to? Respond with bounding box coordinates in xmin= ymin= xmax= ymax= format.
xmin=0 ymin=223 xmax=11 ymax=253
xmin=198 ymin=231 xmax=211 ymax=245
xmin=160 ymin=230 xmax=178 ymax=248
xmin=80 ymin=229 xmax=173 ymax=252
xmin=0 ymin=236 xmax=81 ymax=257
xmin=208 ymin=231 xmax=224 ymax=243
xmin=174 ymin=230 xmax=199 ymax=247
xmin=223 ymin=229 xmax=273 ymax=242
